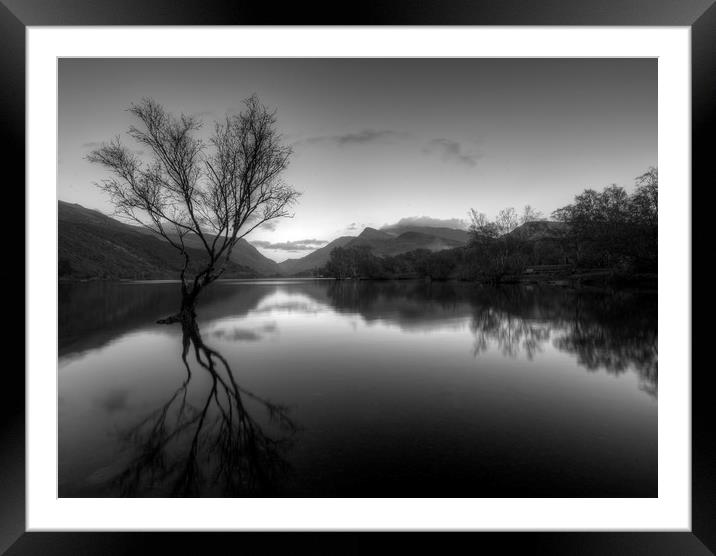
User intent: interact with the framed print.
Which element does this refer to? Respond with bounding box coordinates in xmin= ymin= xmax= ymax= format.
xmin=3 ymin=1 xmax=710 ymax=554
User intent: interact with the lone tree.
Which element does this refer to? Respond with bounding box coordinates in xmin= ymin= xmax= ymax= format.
xmin=88 ymin=96 xmax=299 ymax=322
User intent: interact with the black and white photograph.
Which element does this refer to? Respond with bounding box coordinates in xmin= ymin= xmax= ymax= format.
xmin=57 ymin=57 xmax=658 ymax=499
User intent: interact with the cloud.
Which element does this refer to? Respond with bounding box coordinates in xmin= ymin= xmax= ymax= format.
xmin=301 ymin=129 xmax=405 ymax=147
xmin=346 ymin=222 xmax=359 ymax=231
xmin=259 ymin=221 xmax=278 ymax=232
xmin=382 ymin=216 xmax=469 ymax=231
xmin=423 ymin=138 xmax=481 ymax=167
xmin=251 ymin=238 xmax=328 ymax=252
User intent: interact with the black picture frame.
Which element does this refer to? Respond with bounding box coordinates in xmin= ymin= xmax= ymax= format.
xmin=3 ymin=1 xmax=708 ymax=554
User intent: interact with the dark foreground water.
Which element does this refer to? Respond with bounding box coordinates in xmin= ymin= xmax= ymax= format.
xmin=58 ymin=279 xmax=657 ymax=497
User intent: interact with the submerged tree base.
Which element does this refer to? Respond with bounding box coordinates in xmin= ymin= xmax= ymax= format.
xmin=156 ymin=301 xmax=198 ymax=326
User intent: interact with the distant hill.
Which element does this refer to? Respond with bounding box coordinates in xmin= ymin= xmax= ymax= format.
xmin=382 ymin=225 xmax=469 ymax=244
xmin=58 ymin=201 xmax=276 ymax=280
xmin=59 ymin=202 xmax=132 ymax=229
xmin=339 ymin=227 xmax=389 ymax=254
xmin=356 ymin=227 xmax=394 ymax=241
xmin=155 ymin=229 xmax=281 ymax=277
xmin=506 ymin=220 xmax=567 ymax=241
xmin=348 ymin=226 xmax=466 ymax=257
xmin=277 ymin=236 xmax=354 ymax=276
xmin=369 ymin=230 xmax=465 ymax=256
xmin=59 ymin=202 xmax=567 ymax=281
xmin=277 ymin=225 xmax=470 ymax=275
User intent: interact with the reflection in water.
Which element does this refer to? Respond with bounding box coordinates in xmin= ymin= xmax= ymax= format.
xmin=322 ymin=280 xmax=657 ymax=396
xmin=111 ymin=316 xmax=297 ymax=497
xmin=59 ymin=279 xmax=657 ymax=497
xmin=554 ymin=293 xmax=658 ymax=398
xmin=471 ymin=310 xmax=552 ymax=360
xmin=463 ymin=286 xmax=658 ymax=397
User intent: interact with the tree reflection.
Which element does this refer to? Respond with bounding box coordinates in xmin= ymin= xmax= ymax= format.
xmin=325 ymin=279 xmax=472 ymax=331
xmin=322 ymin=280 xmax=657 ymax=397
xmin=468 ymin=286 xmax=560 ymax=359
xmin=466 ymin=286 xmax=658 ymax=397
xmin=111 ymin=315 xmax=298 ymax=497
xmin=470 ymin=308 xmax=552 ymax=359
xmin=553 ymin=291 xmax=658 ymax=397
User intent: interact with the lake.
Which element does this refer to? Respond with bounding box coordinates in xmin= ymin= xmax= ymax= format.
xmin=58 ymin=279 xmax=657 ymax=497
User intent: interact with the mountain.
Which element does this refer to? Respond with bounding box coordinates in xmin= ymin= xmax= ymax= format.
xmin=382 ymin=225 xmax=469 ymax=244
xmin=276 ymin=225 xmax=470 ymax=275
xmin=58 ymin=201 xmax=278 ymax=279
xmin=168 ymin=232 xmax=280 ymax=277
xmin=345 ymin=227 xmax=393 ymax=253
xmin=59 ymin=201 xmax=128 ymax=229
xmin=371 ymin=230 xmax=465 ymax=256
xmin=506 ymin=220 xmax=567 ymax=241
xmin=233 ymin=238 xmax=281 ymax=276
xmin=277 ymin=236 xmax=354 ymax=276
xmin=357 ymin=227 xmax=393 ymax=241
xmin=348 ymin=226 xmax=466 ymax=257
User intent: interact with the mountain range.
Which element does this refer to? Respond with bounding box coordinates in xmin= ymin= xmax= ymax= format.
xmin=59 ymin=201 xmax=276 ymax=280
xmin=62 ymin=201 xmax=560 ymax=279
xmin=277 ymin=226 xmax=469 ymax=275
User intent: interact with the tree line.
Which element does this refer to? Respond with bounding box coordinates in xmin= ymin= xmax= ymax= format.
xmin=321 ymin=168 xmax=657 ymax=284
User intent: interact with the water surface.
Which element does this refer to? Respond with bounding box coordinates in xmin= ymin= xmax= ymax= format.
xmin=58 ymin=279 xmax=657 ymax=497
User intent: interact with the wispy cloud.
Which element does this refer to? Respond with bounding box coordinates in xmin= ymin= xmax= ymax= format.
xmin=251 ymin=238 xmax=328 ymax=252
xmin=259 ymin=221 xmax=278 ymax=232
xmin=423 ymin=138 xmax=481 ymax=167
xmin=382 ymin=216 xmax=468 ymax=231
xmin=299 ymin=129 xmax=406 ymax=147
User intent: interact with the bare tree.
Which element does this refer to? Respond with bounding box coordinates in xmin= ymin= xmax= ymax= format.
xmin=520 ymin=204 xmax=544 ymax=224
xmin=631 ymin=167 xmax=658 ymax=227
xmin=495 ymin=207 xmax=519 ymax=235
xmin=468 ymin=206 xmax=521 ymax=241
xmin=468 ymin=208 xmax=489 ymax=231
xmin=88 ymin=96 xmax=299 ymax=321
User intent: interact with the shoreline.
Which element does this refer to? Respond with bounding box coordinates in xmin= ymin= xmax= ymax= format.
xmin=59 ymin=272 xmax=657 ymax=292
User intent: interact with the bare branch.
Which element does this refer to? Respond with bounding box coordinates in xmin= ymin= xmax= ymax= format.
xmin=88 ymin=95 xmax=299 ymax=300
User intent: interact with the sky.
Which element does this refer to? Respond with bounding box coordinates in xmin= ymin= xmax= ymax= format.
xmin=58 ymin=58 xmax=656 ymax=262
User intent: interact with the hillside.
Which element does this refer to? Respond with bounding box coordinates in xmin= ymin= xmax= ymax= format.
xmin=277 ymin=236 xmax=354 ymax=276
xmin=58 ymin=203 xmax=566 ymax=280
xmin=160 ymin=230 xmax=281 ymax=276
xmin=383 ymin=225 xmax=469 ymax=244
xmin=369 ymin=230 xmax=464 ymax=256
xmin=277 ymin=225 xmax=470 ymax=276
xmin=58 ymin=202 xmax=267 ymax=280
xmin=348 ymin=226 xmax=466 ymax=257
xmin=345 ymin=227 xmax=393 ymax=253
xmin=506 ymin=220 xmax=567 ymax=241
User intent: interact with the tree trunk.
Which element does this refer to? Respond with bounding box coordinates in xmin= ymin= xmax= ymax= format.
xmin=157 ymin=285 xmax=203 ymax=325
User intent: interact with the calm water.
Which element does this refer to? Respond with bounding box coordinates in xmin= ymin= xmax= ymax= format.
xmin=58 ymin=279 xmax=657 ymax=497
